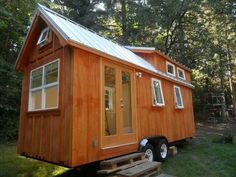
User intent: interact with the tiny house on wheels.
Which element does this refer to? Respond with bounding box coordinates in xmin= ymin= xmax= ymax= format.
xmin=16 ymin=4 xmax=195 ymax=167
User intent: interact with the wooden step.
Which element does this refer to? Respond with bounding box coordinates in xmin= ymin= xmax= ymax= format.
xmin=100 ymin=153 xmax=145 ymax=167
xmin=98 ymin=153 xmax=146 ymax=174
xmin=116 ymin=161 xmax=161 ymax=177
xmin=157 ymin=173 xmax=177 ymax=177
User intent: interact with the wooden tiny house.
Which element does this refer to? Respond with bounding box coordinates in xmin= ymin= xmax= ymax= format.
xmin=16 ymin=4 xmax=195 ymax=167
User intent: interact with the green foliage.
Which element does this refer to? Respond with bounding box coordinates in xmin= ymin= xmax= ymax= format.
xmin=0 ymin=59 xmax=22 ymax=142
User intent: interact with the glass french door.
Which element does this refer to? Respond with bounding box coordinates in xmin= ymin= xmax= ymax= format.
xmin=101 ymin=61 xmax=136 ymax=148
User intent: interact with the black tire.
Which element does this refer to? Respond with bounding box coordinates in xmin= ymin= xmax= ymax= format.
xmin=156 ymin=139 xmax=168 ymax=162
xmin=142 ymin=143 xmax=157 ymax=161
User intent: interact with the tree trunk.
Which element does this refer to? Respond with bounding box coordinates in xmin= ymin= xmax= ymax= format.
xmin=120 ymin=0 xmax=127 ymax=44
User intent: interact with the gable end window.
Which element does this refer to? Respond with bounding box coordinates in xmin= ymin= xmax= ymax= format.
xmin=166 ymin=62 xmax=175 ymax=76
xmin=177 ymin=67 xmax=185 ymax=80
xmin=174 ymin=86 xmax=184 ymax=109
xmin=37 ymin=27 xmax=50 ymax=46
xmin=29 ymin=59 xmax=59 ymax=111
xmin=151 ymin=78 xmax=165 ymax=106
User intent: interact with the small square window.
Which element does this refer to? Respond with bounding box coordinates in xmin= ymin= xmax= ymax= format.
xmin=166 ymin=62 xmax=175 ymax=76
xmin=177 ymin=67 xmax=185 ymax=80
xmin=37 ymin=27 xmax=50 ymax=46
xmin=174 ymin=86 xmax=184 ymax=109
xmin=152 ymin=78 xmax=165 ymax=106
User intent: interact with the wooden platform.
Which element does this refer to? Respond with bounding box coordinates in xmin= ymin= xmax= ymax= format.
xmin=97 ymin=153 xmax=161 ymax=177
xmin=157 ymin=173 xmax=177 ymax=177
xmin=117 ymin=161 xmax=161 ymax=177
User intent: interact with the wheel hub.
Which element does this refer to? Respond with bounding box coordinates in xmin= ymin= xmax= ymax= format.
xmin=160 ymin=144 xmax=167 ymax=159
xmin=144 ymin=149 xmax=154 ymax=161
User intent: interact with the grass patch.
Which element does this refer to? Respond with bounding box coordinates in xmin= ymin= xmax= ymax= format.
xmin=161 ymin=135 xmax=236 ymax=177
xmin=0 ymin=143 xmax=68 ymax=177
xmin=0 ymin=136 xmax=236 ymax=177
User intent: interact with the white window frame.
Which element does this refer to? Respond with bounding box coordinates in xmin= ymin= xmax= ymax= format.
xmin=28 ymin=59 xmax=60 ymax=111
xmin=151 ymin=78 xmax=165 ymax=107
xmin=177 ymin=67 xmax=186 ymax=80
xmin=37 ymin=27 xmax=50 ymax=46
xmin=174 ymin=85 xmax=184 ymax=109
xmin=166 ymin=61 xmax=176 ymax=77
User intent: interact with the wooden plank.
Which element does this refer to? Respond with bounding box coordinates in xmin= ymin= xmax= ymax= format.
xmin=116 ymin=161 xmax=161 ymax=177
xmin=98 ymin=159 xmax=148 ymax=174
xmin=101 ymin=153 xmax=144 ymax=166
xmin=157 ymin=173 xmax=177 ymax=177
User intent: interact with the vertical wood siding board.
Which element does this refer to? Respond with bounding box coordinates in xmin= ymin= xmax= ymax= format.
xmin=59 ymin=48 xmax=65 ymax=163
xmin=71 ymin=48 xmax=77 ymax=164
xmin=61 ymin=48 xmax=65 ymax=163
xmin=67 ymin=47 xmax=73 ymax=165
xmin=17 ymin=72 xmax=28 ymax=153
xmin=87 ymin=54 xmax=99 ymax=162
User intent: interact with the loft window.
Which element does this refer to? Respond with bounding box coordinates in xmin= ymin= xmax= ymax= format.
xmin=37 ymin=27 xmax=50 ymax=46
xmin=29 ymin=59 xmax=59 ymax=111
xmin=174 ymin=86 xmax=184 ymax=109
xmin=152 ymin=78 xmax=165 ymax=106
xmin=177 ymin=67 xmax=185 ymax=80
xmin=166 ymin=62 xmax=175 ymax=76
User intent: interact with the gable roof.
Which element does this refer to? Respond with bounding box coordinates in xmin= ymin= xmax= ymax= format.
xmin=16 ymin=4 xmax=193 ymax=88
xmin=40 ymin=4 xmax=157 ymax=73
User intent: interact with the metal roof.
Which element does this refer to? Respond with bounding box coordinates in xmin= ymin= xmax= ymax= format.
xmin=125 ymin=46 xmax=156 ymax=51
xmin=38 ymin=4 xmax=157 ymax=73
xmin=16 ymin=4 xmax=193 ymax=88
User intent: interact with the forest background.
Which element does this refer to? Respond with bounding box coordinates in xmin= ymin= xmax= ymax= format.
xmin=0 ymin=0 xmax=235 ymax=142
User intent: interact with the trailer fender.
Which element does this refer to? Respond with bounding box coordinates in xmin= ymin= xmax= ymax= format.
xmin=138 ymin=136 xmax=168 ymax=151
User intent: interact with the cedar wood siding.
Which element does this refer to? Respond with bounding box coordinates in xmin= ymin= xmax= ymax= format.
xmin=17 ymin=31 xmax=73 ymax=167
xmin=133 ymin=52 xmax=191 ymax=83
xmin=69 ymin=48 xmax=195 ymax=167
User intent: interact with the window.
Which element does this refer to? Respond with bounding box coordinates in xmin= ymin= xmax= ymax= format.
xmin=177 ymin=67 xmax=185 ymax=80
xmin=152 ymin=78 xmax=165 ymax=106
xmin=37 ymin=27 xmax=50 ymax=46
xmin=166 ymin=62 xmax=175 ymax=76
xmin=174 ymin=86 xmax=184 ymax=109
xmin=29 ymin=59 xmax=59 ymax=111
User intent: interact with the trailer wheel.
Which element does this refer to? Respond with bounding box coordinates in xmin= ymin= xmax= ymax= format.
xmin=156 ymin=139 xmax=168 ymax=162
xmin=143 ymin=143 xmax=157 ymax=161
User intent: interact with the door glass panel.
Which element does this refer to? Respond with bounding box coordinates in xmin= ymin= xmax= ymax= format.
xmin=122 ymin=71 xmax=132 ymax=133
xmin=104 ymin=66 xmax=116 ymax=136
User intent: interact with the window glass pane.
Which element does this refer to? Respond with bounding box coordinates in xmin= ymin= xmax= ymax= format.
xmin=175 ymin=87 xmax=183 ymax=107
xmin=31 ymin=68 xmax=43 ymax=89
xmin=122 ymin=71 xmax=132 ymax=134
xmin=37 ymin=27 xmax=49 ymax=45
xmin=30 ymin=90 xmax=42 ymax=110
xmin=45 ymin=61 xmax=58 ymax=85
xmin=178 ymin=70 xmax=184 ymax=78
xmin=104 ymin=66 xmax=116 ymax=136
xmin=153 ymin=81 xmax=163 ymax=104
xmin=45 ymin=86 xmax=58 ymax=108
xmin=167 ymin=64 xmax=174 ymax=74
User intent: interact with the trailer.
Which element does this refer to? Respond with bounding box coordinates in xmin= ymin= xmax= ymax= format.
xmin=16 ymin=4 xmax=195 ymax=168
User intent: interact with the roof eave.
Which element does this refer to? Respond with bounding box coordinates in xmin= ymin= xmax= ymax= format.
xmin=67 ymin=39 xmax=194 ymax=89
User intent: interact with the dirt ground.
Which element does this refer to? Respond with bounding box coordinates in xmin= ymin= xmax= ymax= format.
xmin=195 ymin=121 xmax=236 ymax=139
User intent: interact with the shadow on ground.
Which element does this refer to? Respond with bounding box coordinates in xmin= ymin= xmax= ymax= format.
xmin=55 ymin=162 xmax=101 ymax=177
